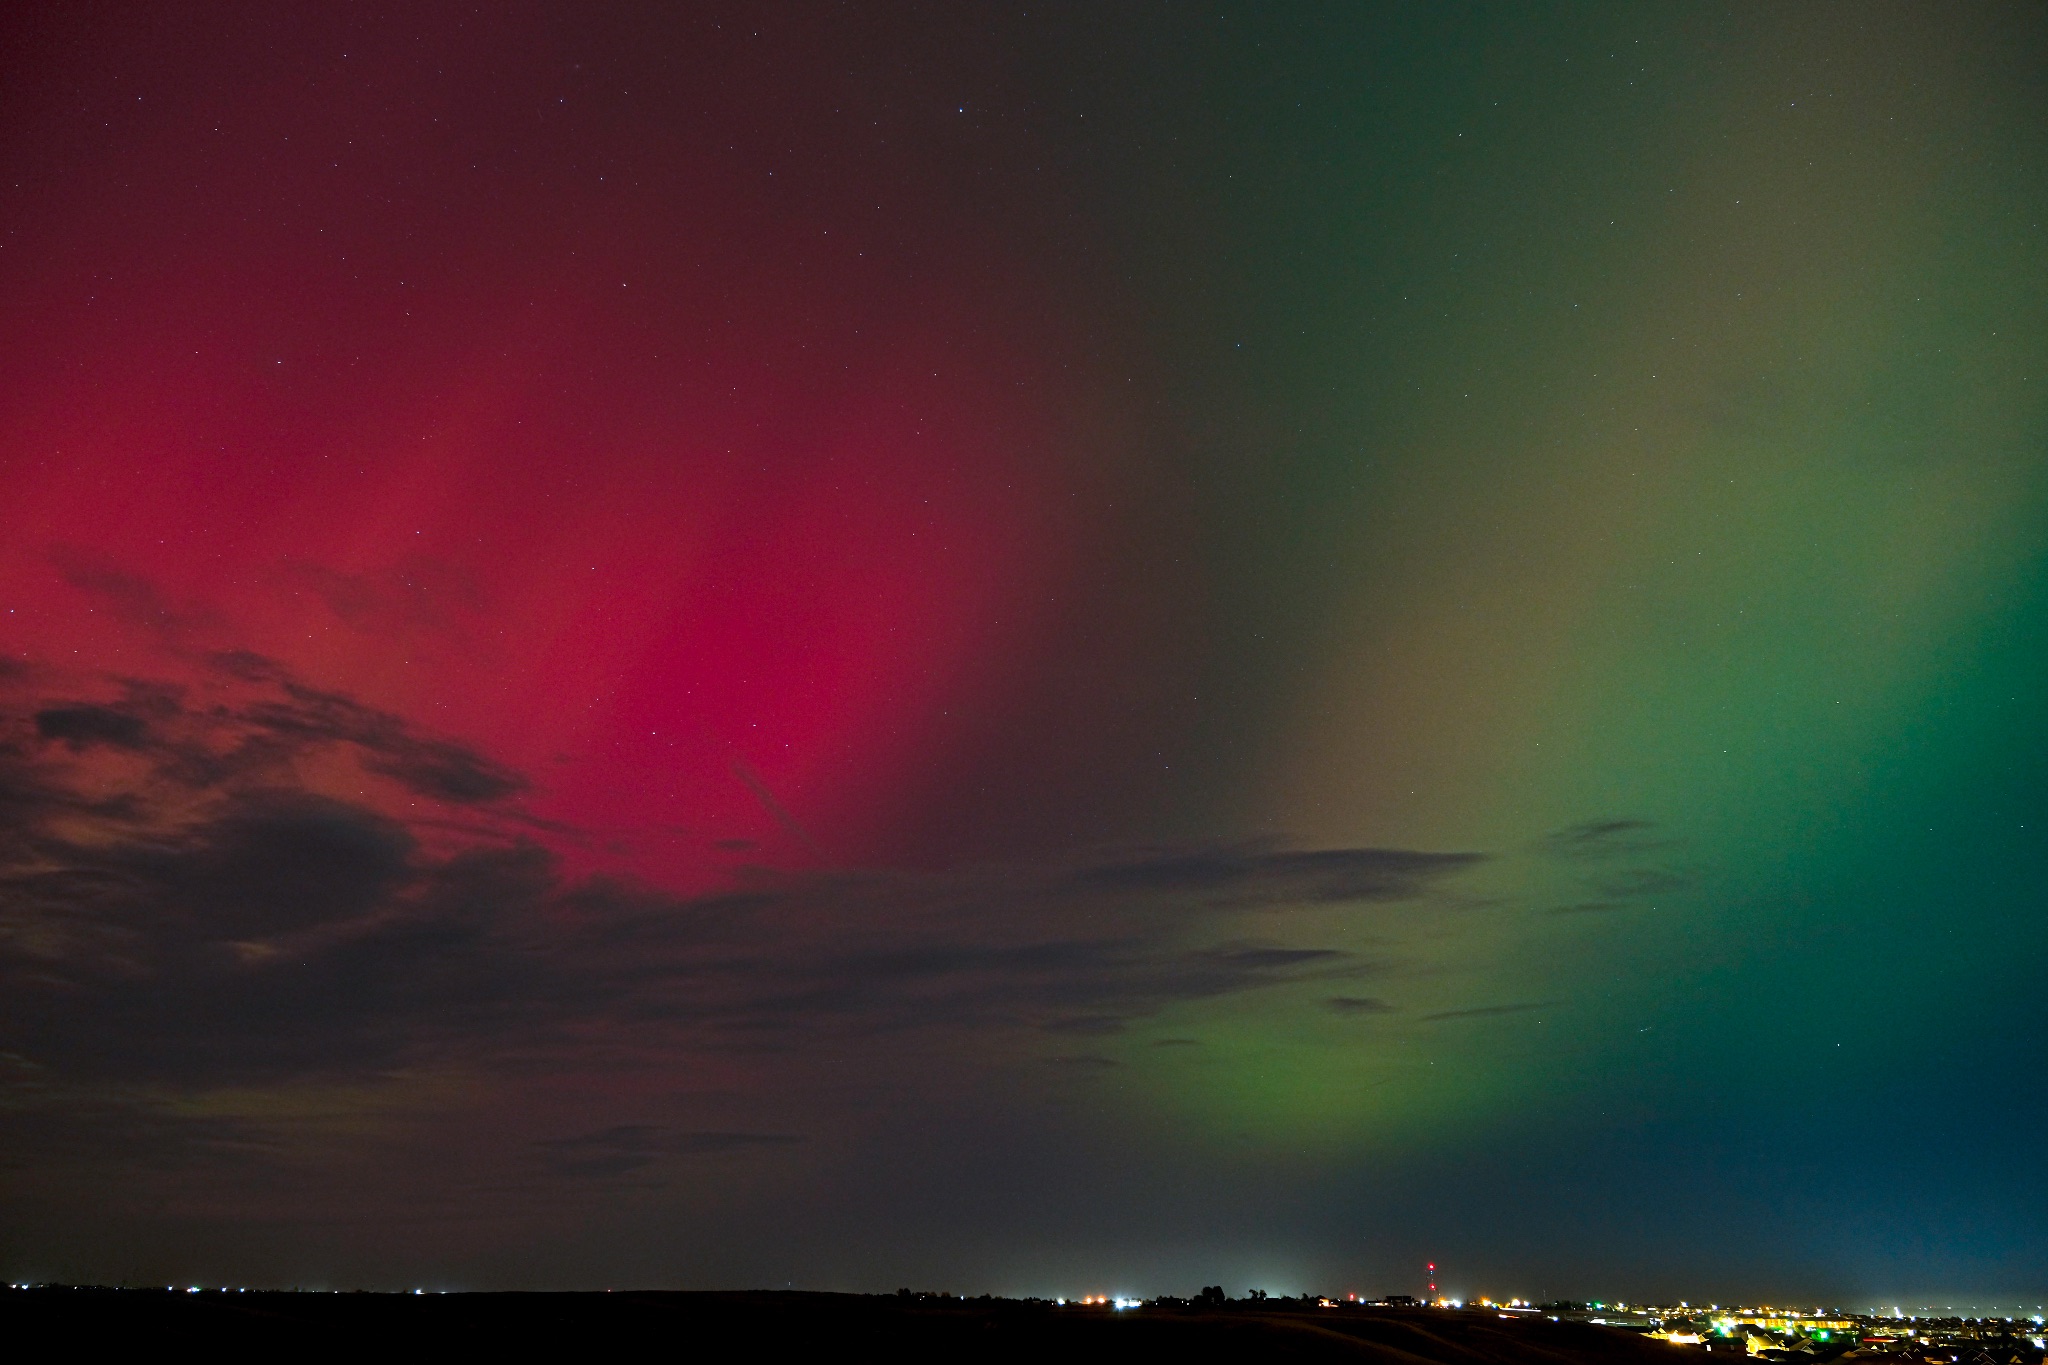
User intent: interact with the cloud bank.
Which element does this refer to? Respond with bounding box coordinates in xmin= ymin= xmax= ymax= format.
xmin=0 ymin=657 xmax=1483 ymax=1109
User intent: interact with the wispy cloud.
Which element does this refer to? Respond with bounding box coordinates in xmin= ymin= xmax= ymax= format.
xmin=1543 ymin=819 xmax=1663 ymax=858
xmin=1539 ymin=818 xmax=1693 ymax=911
xmin=1324 ymin=996 xmax=1395 ymax=1014
xmin=1419 ymin=1001 xmax=1561 ymax=1022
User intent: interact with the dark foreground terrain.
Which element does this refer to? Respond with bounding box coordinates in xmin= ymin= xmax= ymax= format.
xmin=3 ymin=1287 xmax=1697 ymax=1361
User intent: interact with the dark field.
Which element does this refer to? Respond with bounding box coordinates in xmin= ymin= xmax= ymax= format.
xmin=3 ymin=1287 xmax=1699 ymax=1361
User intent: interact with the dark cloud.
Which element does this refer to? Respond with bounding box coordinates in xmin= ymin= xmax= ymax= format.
xmin=1325 ymin=996 xmax=1394 ymax=1014
xmin=1 ymin=795 xmax=436 ymax=1083
xmin=241 ymin=678 xmax=527 ymax=804
xmin=33 ymin=705 xmax=151 ymax=750
xmin=162 ymin=793 xmax=417 ymax=936
xmin=1074 ymin=844 xmax=1479 ymax=905
xmin=1545 ymin=901 xmax=1627 ymax=915
xmin=1544 ymin=818 xmax=1669 ymax=860
xmin=536 ymin=1125 xmax=802 ymax=1178
xmin=1419 ymin=1002 xmax=1561 ymax=1022
xmin=6 ymin=655 xmax=526 ymax=809
xmin=1040 ymin=1015 xmax=1131 ymax=1035
xmin=371 ymin=741 xmax=526 ymax=804
xmin=206 ymin=649 xmax=286 ymax=683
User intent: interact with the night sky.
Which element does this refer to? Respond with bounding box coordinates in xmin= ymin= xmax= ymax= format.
xmin=2 ymin=2 xmax=2044 ymax=1306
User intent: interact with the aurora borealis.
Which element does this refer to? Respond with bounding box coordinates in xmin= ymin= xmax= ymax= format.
xmin=2 ymin=2 xmax=2044 ymax=1305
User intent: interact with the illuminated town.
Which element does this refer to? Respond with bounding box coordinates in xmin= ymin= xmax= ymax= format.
xmin=998 ymin=1288 xmax=2047 ymax=1362
xmin=1064 ymin=1294 xmax=2048 ymax=1361
xmin=1437 ymin=1299 xmax=2048 ymax=1361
